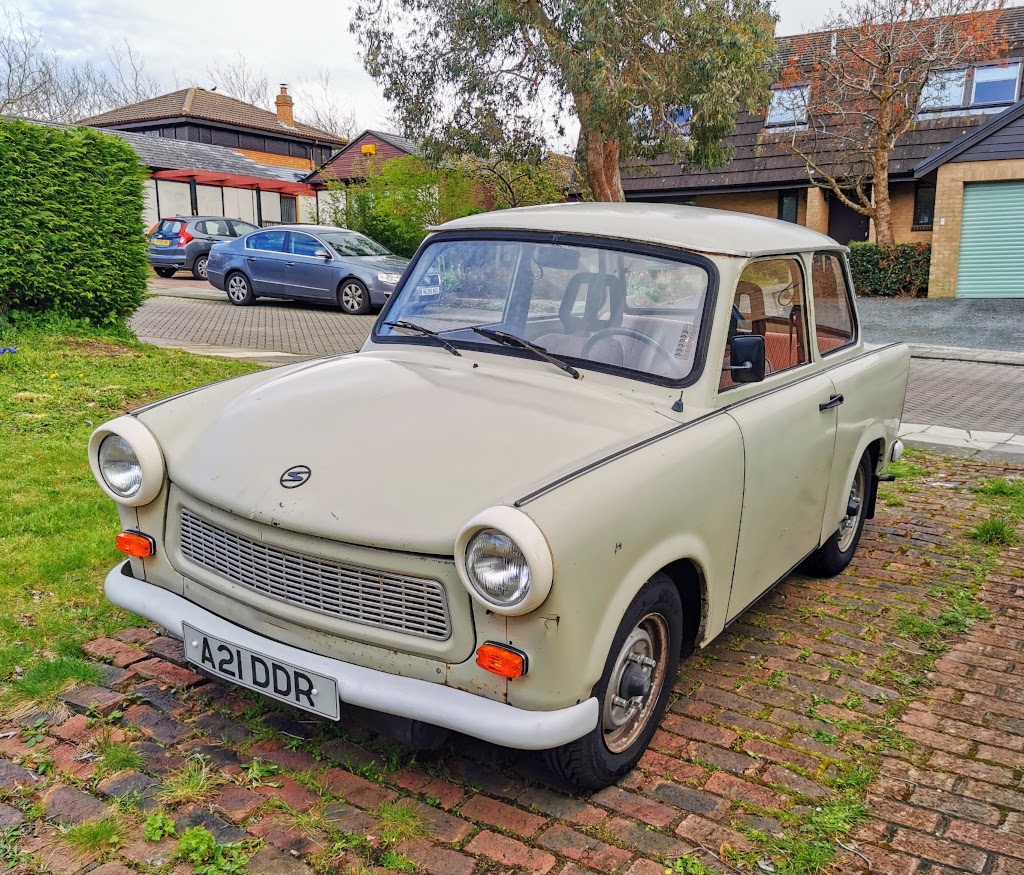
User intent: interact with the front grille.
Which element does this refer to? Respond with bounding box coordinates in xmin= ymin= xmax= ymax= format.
xmin=179 ymin=508 xmax=451 ymax=640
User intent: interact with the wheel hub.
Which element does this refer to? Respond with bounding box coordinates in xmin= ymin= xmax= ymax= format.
xmin=601 ymin=614 xmax=670 ymax=753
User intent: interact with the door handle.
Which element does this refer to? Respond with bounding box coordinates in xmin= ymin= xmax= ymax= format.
xmin=246 ymin=256 xmax=255 ymax=262
xmin=819 ymin=393 xmax=844 ymax=411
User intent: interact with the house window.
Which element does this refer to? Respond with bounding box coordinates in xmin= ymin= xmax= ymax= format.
xmin=972 ymin=62 xmax=1020 ymax=105
xmin=920 ymin=70 xmax=967 ymax=110
xmin=912 ymin=182 xmax=936 ymax=230
xmin=766 ymin=86 xmax=810 ymax=128
xmin=778 ymin=190 xmax=800 ymax=224
xmin=280 ymin=195 xmax=297 ymax=224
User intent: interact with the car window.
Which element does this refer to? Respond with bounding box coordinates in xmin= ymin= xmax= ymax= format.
xmin=247 ymin=230 xmax=288 ymax=253
xmin=231 ymin=221 xmax=259 ymax=236
xmin=721 ymin=257 xmax=809 ymax=390
xmin=199 ymin=219 xmax=231 ymax=236
xmin=379 ymin=238 xmax=711 ymax=383
xmin=157 ymin=219 xmax=184 ymax=235
xmin=290 ymin=233 xmax=325 ymax=257
xmin=317 ymin=230 xmax=392 ymax=256
xmin=811 ymin=253 xmax=856 ymax=355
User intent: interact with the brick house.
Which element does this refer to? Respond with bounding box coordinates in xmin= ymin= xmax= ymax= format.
xmin=622 ymin=6 xmax=1024 ymax=298
xmin=305 ymin=129 xmax=419 ymax=186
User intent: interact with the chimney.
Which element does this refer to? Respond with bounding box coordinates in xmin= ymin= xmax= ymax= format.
xmin=275 ymin=84 xmax=294 ymax=127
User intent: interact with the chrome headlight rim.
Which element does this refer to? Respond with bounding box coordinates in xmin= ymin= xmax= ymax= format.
xmin=455 ymin=507 xmax=553 ymax=616
xmin=88 ymin=416 xmax=165 ymax=507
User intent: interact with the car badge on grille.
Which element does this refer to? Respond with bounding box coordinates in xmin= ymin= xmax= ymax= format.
xmin=280 ymin=465 xmax=311 ymax=488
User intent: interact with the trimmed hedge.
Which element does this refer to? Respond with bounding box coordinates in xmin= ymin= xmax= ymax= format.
xmin=0 ymin=120 xmax=149 ymax=324
xmin=848 ymin=241 xmax=931 ymax=298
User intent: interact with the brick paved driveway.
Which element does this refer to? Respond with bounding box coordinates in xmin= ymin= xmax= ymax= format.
xmin=2 ymin=453 xmax=1023 ymax=874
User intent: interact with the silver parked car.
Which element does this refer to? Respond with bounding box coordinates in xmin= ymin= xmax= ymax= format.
xmin=206 ymin=225 xmax=410 ymax=314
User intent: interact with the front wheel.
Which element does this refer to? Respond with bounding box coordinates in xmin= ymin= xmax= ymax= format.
xmin=803 ymin=451 xmax=871 ymax=577
xmin=544 ymin=573 xmax=682 ymax=789
xmin=225 ymin=272 xmax=255 ymax=306
xmin=339 ymin=279 xmax=372 ymax=315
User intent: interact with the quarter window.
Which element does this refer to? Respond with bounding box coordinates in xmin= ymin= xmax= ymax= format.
xmin=721 ymin=258 xmax=808 ymax=389
xmin=766 ymin=86 xmax=810 ymax=127
xmin=247 ymin=230 xmax=288 ymax=252
xmin=811 ymin=253 xmax=856 ymax=355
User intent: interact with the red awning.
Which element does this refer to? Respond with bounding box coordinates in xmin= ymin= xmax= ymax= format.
xmin=152 ymin=169 xmax=314 ymax=196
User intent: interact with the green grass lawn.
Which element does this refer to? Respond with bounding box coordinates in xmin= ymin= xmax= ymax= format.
xmin=0 ymin=329 xmax=261 ymax=711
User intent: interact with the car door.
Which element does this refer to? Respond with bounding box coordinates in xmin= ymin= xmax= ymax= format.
xmin=244 ymin=230 xmax=290 ymax=295
xmin=719 ymin=255 xmax=839 ymax=621
xmin=809 ymin=251 xmax=908 ymax=543
xmin=286 ymin=232 xmax=335 ymax=300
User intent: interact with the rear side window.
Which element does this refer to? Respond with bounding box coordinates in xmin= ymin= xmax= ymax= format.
xmin=157 ymin=220 xmax=184 ymax=235
xmin=811 ymin=253 xmax=856 ymax=355
xmin=247 ymin=231 xmax=288 ymax=253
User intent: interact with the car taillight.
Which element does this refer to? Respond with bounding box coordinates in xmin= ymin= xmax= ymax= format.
xmin=177 ymin=229 xmax=194 ymax=248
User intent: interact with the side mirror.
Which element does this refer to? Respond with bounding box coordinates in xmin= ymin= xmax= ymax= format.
xmin=725 ymin=334 xmax=766 ymax=383
xmin=314 ymin=248 xmax=331 ymax=259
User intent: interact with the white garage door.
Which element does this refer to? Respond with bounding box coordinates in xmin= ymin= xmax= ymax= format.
xmin=956 ymin=180 xmax=1024 ymax=298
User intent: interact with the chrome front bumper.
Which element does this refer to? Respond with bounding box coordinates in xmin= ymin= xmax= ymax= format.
xmin=105 ymin=562 xmax=598 ymax=749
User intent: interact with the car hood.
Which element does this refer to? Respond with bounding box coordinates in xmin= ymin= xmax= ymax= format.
xmin=138 ymin=352 xmax=673 ymax=555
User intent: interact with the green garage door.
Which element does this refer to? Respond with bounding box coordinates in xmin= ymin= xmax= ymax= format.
xmin=956 ymin=180 xmax=1024 ymax=298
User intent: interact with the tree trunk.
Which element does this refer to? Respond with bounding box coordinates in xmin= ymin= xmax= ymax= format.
xmin=872 ymin=118 xmax=894 ymax=245
xmin=585 ymin=131 xmax=626 ymax=202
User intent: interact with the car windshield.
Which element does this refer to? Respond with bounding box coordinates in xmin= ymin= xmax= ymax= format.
xmin=318 ymin=230 xmax=391 ymax=257
xmin=378 ymin=238 xmax=711 ymax=382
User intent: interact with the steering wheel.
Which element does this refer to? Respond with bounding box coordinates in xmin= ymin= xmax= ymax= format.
xmin=581 ymin=327 xmax=681 ymax=376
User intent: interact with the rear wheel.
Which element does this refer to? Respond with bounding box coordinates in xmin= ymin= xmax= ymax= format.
xmin=225 ymin=272 xmax=255 ymax=306
xmin=154 ymin=267 xmax=176 ymax=278
xmin=544 ymin=573 xmax=682 ymax=789
xmin=192 ymin=255 xmax=209 ymax=281
xmin=339 ymin=279 xmax=371 ymax=315
xmin=803 ymin=451 xmax=871 ymax=577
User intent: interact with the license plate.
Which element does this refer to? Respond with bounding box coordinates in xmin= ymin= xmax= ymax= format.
xmin=153 ymin=239 xmax=171 ymax=246
xmin=183 ymin=624 xmax=340 ymax=719
xmin=420 ymin=285 xmax=440 ymax=297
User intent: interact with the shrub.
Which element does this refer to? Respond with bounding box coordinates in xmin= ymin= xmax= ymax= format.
xmin=848 ymin=241 xmax=931 ymax=297
xmin=0 ymin=120 xmax=149 ymax=324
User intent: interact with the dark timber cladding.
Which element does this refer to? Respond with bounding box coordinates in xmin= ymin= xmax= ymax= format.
xmin=622 ymin=5 xmax=1024 ymax=199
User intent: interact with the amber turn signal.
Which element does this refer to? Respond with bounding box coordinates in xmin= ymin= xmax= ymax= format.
xmin=116 ymin=530 xmax=156 ymax=558
xmin=475 ymin=642 xmax=528 ymax=679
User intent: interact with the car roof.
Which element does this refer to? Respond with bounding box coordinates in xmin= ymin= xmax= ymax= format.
xmin=433 ymin=203 xmax=846 ymax=258
xmin=167 ymin=215 xmax=241 ymax=221
xmin=265 ymin=224 xmax=352 ymax=233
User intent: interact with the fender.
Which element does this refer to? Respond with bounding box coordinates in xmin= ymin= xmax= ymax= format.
xmin=821 ymin=424 xmax=887 ymax=544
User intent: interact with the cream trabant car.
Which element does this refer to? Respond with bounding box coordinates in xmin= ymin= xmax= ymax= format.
xmin=90 ymin=204 xmax=909 ymax=788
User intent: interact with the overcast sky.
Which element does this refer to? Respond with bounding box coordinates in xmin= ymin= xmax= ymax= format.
xmin=16 ymin=0 xmax=915 ymax=134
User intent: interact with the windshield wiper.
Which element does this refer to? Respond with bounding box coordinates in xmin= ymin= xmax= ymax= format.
xmin=382 ymin=321 xmax=461 ymax=357
xmin=470 ymin=327 xmax=580 ymax=379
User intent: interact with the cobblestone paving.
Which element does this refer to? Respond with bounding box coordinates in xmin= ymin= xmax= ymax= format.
xmin=2 ymin=456 xmax=1022 ymax=875
xmin=131 ymin=295 xmax=374 ymax=357
xmin=904 ymin=360 xmax=1024 ymax=434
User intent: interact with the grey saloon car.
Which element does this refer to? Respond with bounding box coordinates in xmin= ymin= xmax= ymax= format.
xmin=149 ymin=216 xmax=261 ymax=280
xmin=206 ymin=225 xmax=410 ymax=314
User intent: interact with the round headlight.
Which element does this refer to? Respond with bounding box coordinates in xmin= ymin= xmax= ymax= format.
xmin=98 ymin=434 xmax=143 ymax=498
xmin=466 ymin=529 xmax=531 ymax=606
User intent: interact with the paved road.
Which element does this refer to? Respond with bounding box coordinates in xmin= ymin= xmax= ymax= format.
xmin=858 ymin=296 xmax=1024 ymax=352
xmin=132 ymin=283 xmax=1024 ymax=438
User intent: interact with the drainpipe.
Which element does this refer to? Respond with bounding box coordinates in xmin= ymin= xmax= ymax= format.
xmin=188 ymin=176 xmax=199 ymax=216
xmin=255 ymin=186 xmax=263 ymax=226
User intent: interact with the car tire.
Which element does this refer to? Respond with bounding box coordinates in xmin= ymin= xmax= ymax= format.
xmin=339 ymin=278 xmax=372 ymax=315
xmin=225 ymin=272 xmax=256 ymax=306
xmin=192 ymin=255 xmax=209 ymax=281
xmin=544 ymin=572 xmax=682 ymax=790
xmin=154 ymin=267 xmax=176 ymax=278
xmin=803 ymin=450 xmax=871 ymax=577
